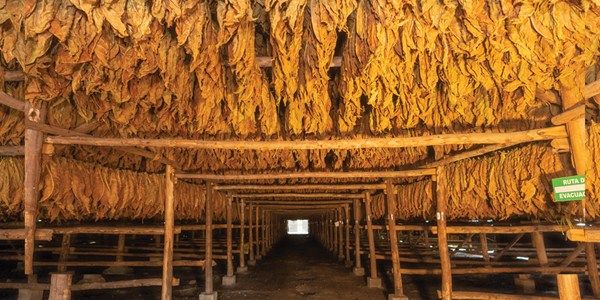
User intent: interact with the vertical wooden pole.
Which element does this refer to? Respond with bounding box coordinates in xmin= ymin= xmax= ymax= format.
xmin=161 ymin=165 xmax=175 ymax=300
xmin=338 ymin=207 xmax=344 ymax=261
xmin=261 ymin=209 xmax=267 ymax=256
xmin=202 ymin=183 xmax=215 ymax=297
xmin=364 ymin=192 xmax=381 ymax=288
xmin=344 ymin=204 xmax=351 ymax=267
xmin=353 ymin=198 xmax=364 ymax=275
xmin=585 ymin=243 xmax=600 ymax=296
xmin=226 ymin=196 xmax=234 ymax=276
xmin=531 ymin=231 xmax=549 ymax=266
xmin=256 ymin=207 xmax=261 ymax=260
xmin=23 ymin=103 xmax=46 ymax=275
xmin=155 ymin=235 xmax=161 ymax=248
xmin=116 ymin=234 xmax=126 ymax=263
xmin=238 ymin=200 xmax=247 ymax=272
xmin=49 ymin=273 xmax=72 ymax=300
xmin=435 ymin=167 xmax=452 ymax=300
xmin=385 ymin=180 xmax=405 ymax=298
xmin=248 ymin=204 xmax=255 ymax=265
xmin=557 ymin=274 xmax=581 ymax=300
xmin=480 ymin=233 xmax=490 ymax=265
xmin=561 ymin=77 xmax=600 ymax=297
xmin=333 ymin=209 xmax=339 ymax=257
xmin=58 ymin=234 xmax=71 ymax=272
xmin=223 ymin=195 xmax=236 ymax=285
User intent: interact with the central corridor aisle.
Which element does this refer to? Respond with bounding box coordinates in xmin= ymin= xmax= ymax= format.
xmin=220 ymin=235 xmax=387 ymax=300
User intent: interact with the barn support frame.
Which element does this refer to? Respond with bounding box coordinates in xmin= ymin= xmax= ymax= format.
xmin=237 ymin=199 xmax=248 ymax=273
xmin=222 ymin=195 xmax=236 ymax=286
xmin=353 ymin=198 xmax=365 ymax=276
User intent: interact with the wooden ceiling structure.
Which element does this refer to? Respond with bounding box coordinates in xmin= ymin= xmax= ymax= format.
xmin=1 ymin=0 xmax=600 ymax=299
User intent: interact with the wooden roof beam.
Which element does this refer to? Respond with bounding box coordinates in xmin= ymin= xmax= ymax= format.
xmin=244 ymin=200 xmax=352 ymax=205
xmin=233 ymin=193 xmax=364 ymax=199
xmin=44 ymin=125 xmax=567 ymax=150
xmin=178 ymin=169 xmax=433 ymax=180
xmin=216 ymin=183 xmax=385 ymax=191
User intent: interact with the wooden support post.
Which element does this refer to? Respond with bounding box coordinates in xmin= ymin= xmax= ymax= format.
xmin=364 ymin=192 xmax=382 ymax=288
xmin=248 ymin=204 xmax=255 ymax=266
xmin=23 ymin=103 xmax=46 ymax=275
xmin=58 ymin=234 xmax=71 ymax=272
xmin=338 ymin=207 xmax=344 ymax=261
xmin=223 ymin=195 xmax=236 ymax=286
xmin=261 ymin=209 xmax=267 ymax=256
xmin=328 ymin=211 xmax=333 ymax=251
xmin=386 ymin=180 xmax=406 ymax=299
xmin=344 ymin=204 xmax=352 ymax=267
xmin=255 ymin=207 xmax=261 ymax=260
xmin=200 ymin=183 xmax=216 ymax=299
xmin=237 ymin=199 xmax=248 ymax=273
xmin=116 ymin=234 xmax=126 ymax=263
xmin=436 ymin=167 xmax=452 ymax=300
xmin=161 ymin=165 xmax=175 ymax=300
xmin=155 ymin=235 xmax=161 ymax=248
xmin=479 ymin=233 xmax=490 ymax=265
xmin=531 ymin=231 xmax=549 ymax=267
xmin=561 ymin=77 xmax=600 ymax=298
xmin=49 ymin=273 xmax=72 ymax=300
xmin=585 ymin=243 xmax=600 ymax=297
xmin=557 ymin=274 xmax=581 ymax=300
xmin=353 ymin=198 xmax=364 ymax=276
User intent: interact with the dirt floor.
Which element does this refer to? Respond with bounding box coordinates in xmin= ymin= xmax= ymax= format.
xmin=220 ymin=235 xmax=387 ymax=300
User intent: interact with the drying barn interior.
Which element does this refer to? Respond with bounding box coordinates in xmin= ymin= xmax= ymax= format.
xmin=1 ymin=0 xmax=600 ymax=299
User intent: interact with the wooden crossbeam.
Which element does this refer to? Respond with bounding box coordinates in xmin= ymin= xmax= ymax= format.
xmin=216 ymin=183 xmax=386 ymax=191
xmin=44 ymin=126 xmax=567 ymax=150
xmin=233 ymin=193 xmax=364 ymax=199
xmin=0 ymin=145 xmax=24 ymax=156
xmin=179 ymin=169 xmax=434 ymax=180
xmin=421 ymin=143 xmax=519 ymax=168
xmin=26 ymin=119 xmax=177 ymax=167
xmin=245 ymin=200 xmax=353 ymax=205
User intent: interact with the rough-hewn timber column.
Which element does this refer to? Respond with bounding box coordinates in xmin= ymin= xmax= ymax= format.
xmin=338 ymin=207 xmax=345 ymax=261
xmin=344 ymin=204 xmax=352 ymax=267
xmin=200 ymin=183 xmax=217 ymax=300
xmin=255 ymin=207 xmax=261 ymax=260
xmin=560 ymin=80 xmax=600 ymax=298
xmin=49 ymin=273 xmax=72 ymax=300
xmin=261 ymin=209 xmax=267 ymax=256
xmin=161 ymin=165 xmax=175 ymax=300
xmin=223 ymin=195 xmax=236 ymax=286
xmin=364 ymin=192 xmax=382 ymax=288
xmin=23 ymin=103 xmax=46 ymax=275
xmin=531 ymin=231 xmax=549 ymax=267
xmin=237 ymin=200 xmax=248 ymax=273
xmin=353 ymin=198 xmax=365 ymax=276
xmin=248 ymin=204 xmax=255 ymax=266
xmin=58 ymin=234 xmax=71 ymax=272
xmin=385 ymin=180 xmax=407 ymax=299
xmin=436 ymin=167 xmax=452 ymax=300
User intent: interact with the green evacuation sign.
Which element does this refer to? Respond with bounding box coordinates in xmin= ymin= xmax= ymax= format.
xmin=552 ymin=175 xmax=585 ymax=202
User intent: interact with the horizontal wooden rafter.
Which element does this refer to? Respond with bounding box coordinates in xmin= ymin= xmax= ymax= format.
xmin=233 ymin=193 xmax=364 ymax=199
xmin=178 ymin=169 xmax=434 ymax=180
xmin=0 ymin=145 xmax=24 ymax=156
xmin=245 ymin=200 xmax=352 ymax=205
xmin=217 ymin=183 xmax=385 ymax=191
xmin=44 ymin=125 xmax=567 ymax=150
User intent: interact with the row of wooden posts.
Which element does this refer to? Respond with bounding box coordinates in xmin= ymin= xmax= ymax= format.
xmin=1 ymin=189 xmax=290 ymax=299
xmin=308 ymin=186 xmax=600 ymax=300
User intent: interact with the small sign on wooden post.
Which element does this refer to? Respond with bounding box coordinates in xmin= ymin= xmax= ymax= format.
xmin=552 ymin=175 xmax=585 ymax=202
